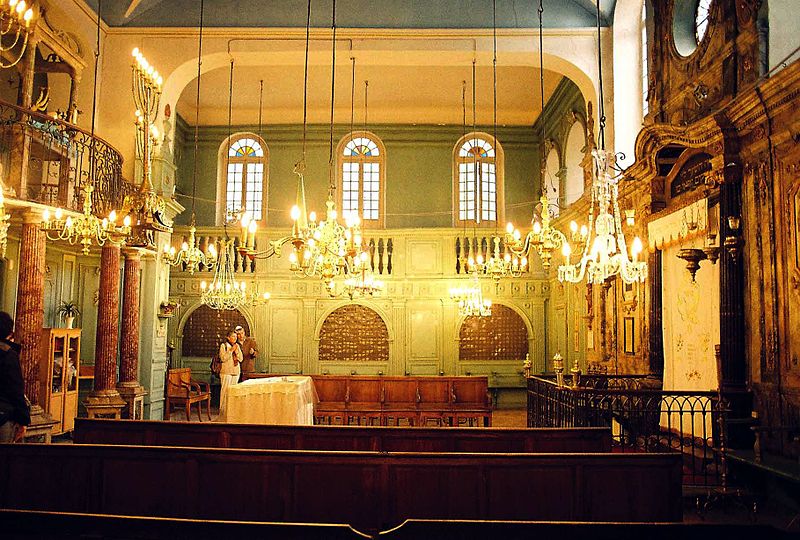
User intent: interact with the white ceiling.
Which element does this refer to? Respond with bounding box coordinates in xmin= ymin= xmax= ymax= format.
xmin=176 ymin=63 xmax=563 ymax=126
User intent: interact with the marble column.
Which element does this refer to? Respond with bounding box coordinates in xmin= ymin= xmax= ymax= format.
xmin=85 ymin=243 xmax=126 ymax=417
xmin=117 ymin=249 xmax=146 ymax=418
xmin=14 ymin=212 xmax=56 ymax=439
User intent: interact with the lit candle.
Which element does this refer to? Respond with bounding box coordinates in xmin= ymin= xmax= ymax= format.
xmin=248 ymin=220 xmax=257 ymax=249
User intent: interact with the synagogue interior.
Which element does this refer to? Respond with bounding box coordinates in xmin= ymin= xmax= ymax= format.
xmin=0 ymin=0 xmax=799 ymax=538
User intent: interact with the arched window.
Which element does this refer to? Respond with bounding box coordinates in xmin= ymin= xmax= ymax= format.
xmin=454 ymin=133 xmax=504 ymax=226
xmin=641 ymin=0 xmax=650 ymax=116
xmin=319 ymin=305 xmax=389 ymax=363
xmin=564 ymin=122 xmax=587 ymax=206
xmin=219 ymin=134 xmax=268 ymax=223
xmin=337 ymin=132 xmax=385 ymax=228
xmin=544 ymin=148 xmax=561 ymax=217
xmin=695 ymin=0 xmax=712 ymax=44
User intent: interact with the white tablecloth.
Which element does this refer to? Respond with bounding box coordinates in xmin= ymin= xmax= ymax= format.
xmin=219 ymin=376 xmax=317 ymax=425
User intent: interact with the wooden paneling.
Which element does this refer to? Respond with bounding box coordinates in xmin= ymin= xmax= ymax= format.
xmin=0 ymin=444 xmax=683 ymax=529
xmin=74 ymin=419 xmax=613 ymax=453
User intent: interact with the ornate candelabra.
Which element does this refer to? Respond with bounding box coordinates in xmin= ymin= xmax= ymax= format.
xmin=327 ymin=251 xmax=384 ymax=300
xmin=41 ymin=184 xmax=131 ymax=255
xmin=125 ymin=48 xmax=167 ymax=238
xmin=0 ymin=0 xmax=36 ymax=69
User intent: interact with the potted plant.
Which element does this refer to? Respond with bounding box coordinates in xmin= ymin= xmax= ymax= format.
xmin=56 ymin=301 xmax=80 ymax=329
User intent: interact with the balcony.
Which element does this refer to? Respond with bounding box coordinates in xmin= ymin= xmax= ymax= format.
xmin=0 ymin=98 xmax=134 ymax=217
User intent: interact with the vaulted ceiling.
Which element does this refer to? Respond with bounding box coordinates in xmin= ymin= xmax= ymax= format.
xmin=85 ymin=0 xmax=616 ymax=29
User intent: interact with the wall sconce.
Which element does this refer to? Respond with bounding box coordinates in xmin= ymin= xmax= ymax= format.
xmin=677 ymin=233 xmax=720 ymax=283
xmin=723 ymin=215 xmax=742 ymax=261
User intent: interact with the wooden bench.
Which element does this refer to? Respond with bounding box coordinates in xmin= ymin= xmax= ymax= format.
xmin=248 ymin=374 xmax=492 ymax=427
xmin=0 ymin=444 xmax=683 ymax=530
xmin=0 ymin=509 xmax=368 ymax=540
xmin=73 ymin=419 xmax=613 ymax=453
xmin=165 ymin=368 xmax=211 ymax=421
xmin=1 ymin=511 xmax=793 ymax=540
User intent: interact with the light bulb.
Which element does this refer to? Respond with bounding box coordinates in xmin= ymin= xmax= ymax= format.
xmin=182 ymin=242 xmax=189 ymax=251
xmin=55 ymin=208 xmax=63 ymax=220
xmin=109 ymin=210 xmax=117 ymax=222
xmin=290 ymin=205 xmax=300 ymax=221
xmin=200 ymin=281 xmax=207 ymax=290
xmin=23 ymin=7 xmax=32 ymax=23
xmin=580 ymin=225 xmax=589 ymax=238
xmin=533 ymin=222 xmax=542 ymax=234
xmin=132 ymin=48 xmax=139 ymax=57
xmin=309 ymin=211 xmax=317 ymax=223
xmin=631 ymin=236 xmax=643 ymax=258
xmin=16 ymin=1 xmax=25 ymax=15
xmin=570 ymin=221 xmax=578 ymax=233
xmin=506 ymin=222 xmax=514 ymax=233
xmin=289 ymin=252 xmax=298 ymax=264
xmin=123 ymin=215 xmax=131 ymax=228
xmin=562 ymin=242 xmax=572 ymax=258
xmin=248 ymin=220 xmax=257 ymax=234
xmin=42 ymin=209 xmax=50 ymax=222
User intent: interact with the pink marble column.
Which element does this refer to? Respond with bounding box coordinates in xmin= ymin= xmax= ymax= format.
xmin=92 ymin=243 xmax=121 ymax=392
xmin=14 ymin=213 xmax=46 ymax=406
xmin=118 ymin=249 xmax=140 ymax=384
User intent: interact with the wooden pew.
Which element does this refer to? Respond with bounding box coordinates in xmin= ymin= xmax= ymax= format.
xmin=2 ymin=511 xmax=793 ymax=540
xmin=248 ymin=374 xmax=492 ymax=426
xmin=74 ymin=418 xmax=613 ymax=453
xmin=0 ymin=444 xmax=683 ymax=530
xmin=378 ymin=520 xmax=796 ymax=540
xmin=0 ymin=509 xmax=369 ymax=540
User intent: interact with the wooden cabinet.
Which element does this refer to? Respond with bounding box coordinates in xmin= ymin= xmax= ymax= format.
xmin=39 ymin=328 xmax=81 ymax=435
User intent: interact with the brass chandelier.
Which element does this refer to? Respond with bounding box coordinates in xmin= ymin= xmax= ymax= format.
xmin=163 ymin=0 xmax=217 ymax=273
xmin=0 ymin=0 xmax=36 ymax=69
xmin=236 ymin=0 xmax=362 ymax=287
xmin=556 ymin=0 xmax=647 ymax=285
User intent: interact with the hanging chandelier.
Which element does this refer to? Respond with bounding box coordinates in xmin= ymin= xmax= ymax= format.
xmin=467 ymin=236 xmax=527 ymax=280
xmin=450 ymin=271 xmax=492 ymax=317
xmin=558 ymin=150 xmax=646 ymax=284
xmin=41 ymin=184 xmax=131 ymax=255
xmin=328 ymin=252 xmax=384 ymax=299
xmin=238 ymin=0 xmax=364 ymax=286
xmin=0 ymin=188 xmax=10 ymax=258
xmin=200 ymin=240 xmax=270 ymax=310
xmin=556 ymin=0 xmax=647 ymax=285
xmin=163 ymin=0 xmax=217 ymax=273
xmin=0 ymin=0 xmax=36 ymax=69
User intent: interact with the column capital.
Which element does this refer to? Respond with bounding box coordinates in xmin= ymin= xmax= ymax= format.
xmin=122 ymin=247 xmax=143 ymax=261
xmin=21 ymin=208 xmax=44 ymax=225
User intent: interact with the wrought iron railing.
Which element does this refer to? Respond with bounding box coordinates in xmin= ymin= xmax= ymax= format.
xmin=0 ymin=98 xmax=133 ymax=217
xmin=527 ymin=375 xmax=739 ymax=488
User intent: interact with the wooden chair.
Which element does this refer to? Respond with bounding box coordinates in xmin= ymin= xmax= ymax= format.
xmin=165 ymin=368 xmax=211 ymax=421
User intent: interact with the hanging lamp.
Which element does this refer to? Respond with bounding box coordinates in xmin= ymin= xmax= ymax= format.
xmin=163 ymin=0 xmax=217 ymax=273
xmin=557 ymin=0 xmax=647 ymax=285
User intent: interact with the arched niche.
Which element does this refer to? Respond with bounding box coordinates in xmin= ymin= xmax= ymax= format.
xmin=180 ymin=304 xmax=250 ymax=358
xmin=458 ymin=304 xmax=529 ymax=361
xmin=318 ymin=304 xmax=390 ymax=363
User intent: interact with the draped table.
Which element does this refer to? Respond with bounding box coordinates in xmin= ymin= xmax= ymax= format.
xmin=219 ymin=376 xmax=317 ymax=425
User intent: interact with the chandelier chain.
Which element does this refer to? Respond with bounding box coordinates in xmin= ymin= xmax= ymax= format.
xmin=191 ymin=0 xmax=204 ymax=222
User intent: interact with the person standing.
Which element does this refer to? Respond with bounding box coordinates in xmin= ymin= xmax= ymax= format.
xmin=235 ymin=325 xmax=259 ymax=382
xmin=0 ymin=311 xmax=30 ymax=443
xmin=217 ymin=329 xmax=242 ymax=419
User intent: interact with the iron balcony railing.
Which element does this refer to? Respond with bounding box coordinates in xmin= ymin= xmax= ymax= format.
xmin=527 ymin=374 xmax=744 ymax=488
xmin=0 ymin=98 xmax=133 ymax=217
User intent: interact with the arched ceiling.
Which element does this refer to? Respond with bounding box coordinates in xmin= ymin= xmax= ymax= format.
xmin=85 ymin=0 xmax=616 ymax=28
xmin=175 ymin=62 xmax=564 ymax=126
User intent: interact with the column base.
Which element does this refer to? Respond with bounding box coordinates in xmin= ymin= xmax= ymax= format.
xmin=23 ymin=404 xmax=57 ymax=444
xmin=84 ymin=389 xmax=127 ymax=420
xmin=116 ymin=382 xmax=148 ymax=420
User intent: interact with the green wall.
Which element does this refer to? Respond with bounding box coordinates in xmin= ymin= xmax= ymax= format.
xmin=174 ymin=122 xmax=543 ymax=229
